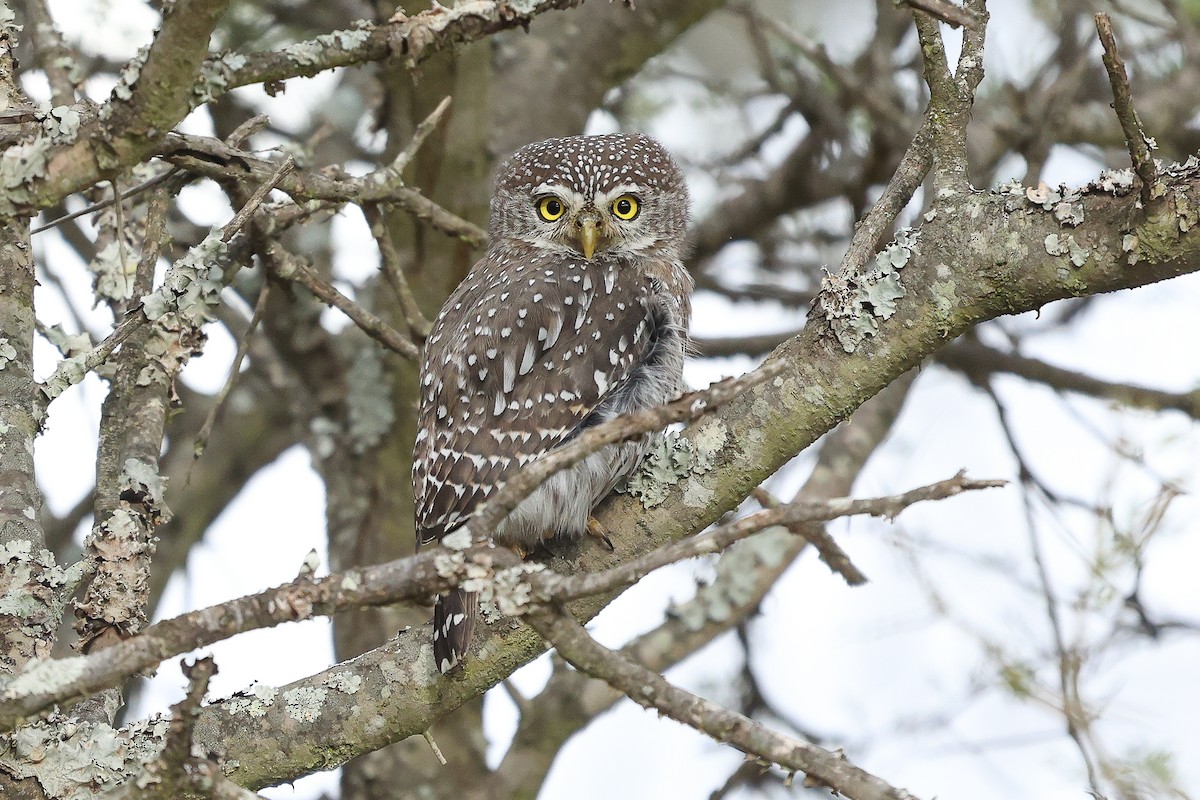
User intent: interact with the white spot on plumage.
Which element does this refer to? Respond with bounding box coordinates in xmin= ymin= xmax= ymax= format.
xmin=594 ymin=370 xmax=609 ymax=394
xmin=545 ymin=315 xmax=563 ymax=348
xmin=519 ymin=341 xmax=537 ymax=375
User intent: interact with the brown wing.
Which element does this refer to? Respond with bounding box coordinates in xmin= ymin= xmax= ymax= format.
xmin=412 ymin=247 xmax=658 ymax=545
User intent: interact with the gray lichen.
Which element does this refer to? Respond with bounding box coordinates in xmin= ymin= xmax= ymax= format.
xmin=0 ymin=337 xmax=15 ymax=369
xmin=468 ymin=563 xmax=543 ymax=618
xmin=283 ymin=685 xmax=328 ymax=723
xmin=0 ymin=542 xmax=83 ymax=669
xmin=225 ymin=684 xmax=278 ymax=719
xmin=0 ymin=655 xmax=87 ymax=700
xmin=1045 ymin=233 xmax=1090 ymax=268
xmin=140 ymin=229 xmax=226 ymax=326
xmin=193 ymin=53 xmax=248 ymax=105
xmin=0 ymin=137 xmax=53 ymax=212
xmin=346 ymin=344 xmax=394 ymax=453
xmin=0 ymin=714 xmax=168 ymax=800
xmin=815 ymin=227 xmax=917 ymax=353
xmin=39 ymin=104 xmax=81 ymax=143
xmin=325 ymin=671 xmax=362 ymax=695
xmin=624 ymin=425 xmax=722 ymax=509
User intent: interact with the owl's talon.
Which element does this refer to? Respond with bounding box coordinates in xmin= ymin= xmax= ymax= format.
xmin=587 ymin=517 xmax=615 ymax=552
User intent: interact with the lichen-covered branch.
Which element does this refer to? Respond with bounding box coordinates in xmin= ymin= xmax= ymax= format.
xmin=262 ymin=241 xmax=421 ymax=360
xmin=21 ymin=0 xmax=230 ymax=210
xmin=158 ymin=134 xmax=488 ymax=247
xmin=492 ymin=373 xmax=918 ymax=800
xmin=1094 ymin=13 xmax=1159 ymax=204
xmin=0 ymin=12 xmax=56 ymax=680
xmin=548 ymin=472 xmax=1002 ymax=601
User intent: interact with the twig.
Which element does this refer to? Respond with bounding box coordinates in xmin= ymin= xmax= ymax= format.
xmin=31 ymin=167 xmax=180 ymax=235
xmin=900 ymin=0 xmax=979 ymax=29
xmin=421 ymin=730 xmax=448 ymax=766
xmin=221 ymin=156 xmax=295 ymax=242
xmin=190 ymin=283 xmax=271 ymax=464
xmin=391 ymin=95 xmax=452 ymax=176
xmin=751 ymin=486 xmax=868 ymax=585
xmin=935 ymin=338 xmax=1200 ymax=419
xmin=1094 ymin=13 xmax=1159 ymax=203
xmin=265 ymin=241 xmax=421 ymax=359
xmin=549 ymin=473 xmax=1004 ymax=600
xmin=525 ymin=607 xmax=923 ymax=800
xmin=363 ymin=202 xmax=432 ymax=338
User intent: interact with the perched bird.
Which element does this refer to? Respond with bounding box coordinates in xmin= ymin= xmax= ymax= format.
xmin=412 ymin=133 xmax=693 ymax=674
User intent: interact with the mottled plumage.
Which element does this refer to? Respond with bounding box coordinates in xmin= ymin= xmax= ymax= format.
xmin=413 ymin=133 xmax=693 ymax=674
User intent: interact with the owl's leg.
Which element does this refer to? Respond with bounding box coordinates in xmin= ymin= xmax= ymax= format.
xmin=587 ymin=516 xmax=615 ymax=551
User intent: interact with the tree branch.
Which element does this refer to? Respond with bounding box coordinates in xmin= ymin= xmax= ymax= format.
xmin=525 ymin=608 xmax=921 ymax=800
xmin=935 ymin=338 xmax=1200 ymax=419
xmin=1095 ymin=12 xmax=1159 ymax=204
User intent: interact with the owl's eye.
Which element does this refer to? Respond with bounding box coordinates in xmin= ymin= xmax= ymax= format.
xmin=536 ymin=197 xmax=565 ymax=222
xmin=611 ymin=195 xmax=640 ymax=220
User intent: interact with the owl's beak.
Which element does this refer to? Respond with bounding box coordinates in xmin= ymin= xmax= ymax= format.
xmin=575 ymin=213 xmax=601 ymax=259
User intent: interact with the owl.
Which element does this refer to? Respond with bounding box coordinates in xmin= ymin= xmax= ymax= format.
xmin=412 ymin=133 xmax=693 ymax=674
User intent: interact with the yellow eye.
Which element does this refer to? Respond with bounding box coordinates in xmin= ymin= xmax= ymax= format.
xmin=537 ymin=197 xmax=565 ymax=222
xmin=611 ymin=195 xmax=639 ymax=220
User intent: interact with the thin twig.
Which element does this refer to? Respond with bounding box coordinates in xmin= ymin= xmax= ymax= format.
xmin=190 ymin=283 xmax=271 ymax=465
xmin=31 ymin=167 xmax=180 ymax=235
xmin=900 ymin=0 xmax=980 ymax=29
xmin=421 ymin=730 xmax=448 ymax=766
xmin=549 ymin=473 xmax=1003 ymax=600
xmin=751 ymin=486 xmax=868 ymax=585
xmin=363 ymin=202 xmax=432 ymax=338
xmin=391 ymin=95 xmax=452 ymax=176
xmin=526 ymin=608 xmax=923 ymax=800
xmin=266 ymin=242 xmax=421 ymax=359
xmin=221 ymin=156 xmax=295 ymax=242
xmin=1095 ymin=13 xmax=1159 ymax=203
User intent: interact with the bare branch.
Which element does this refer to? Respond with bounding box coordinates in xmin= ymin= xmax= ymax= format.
xmin=190 ymin=284 xmax=272 ymax=463
xmin=220 ymin=156 xmax=295 ymax=242
xmin=900 ymin=0 xmax=980 ymax=29
xmin=1095 ymin=12 xmax=1159 ymax=203
xmin=363 ymin=202 xmax=432 ymax=339
xmin=936 ymin=338 xmax=1200 ymax=419
xmin=550 ymin=473 xmax=1004 ymax=601
xmin=526 ymin=607 xmax=923 ymax=800
xmin=264 ymin=241 xmax=421 ymax=360
xmin=159 ymin=134 xmax=488 ymax=247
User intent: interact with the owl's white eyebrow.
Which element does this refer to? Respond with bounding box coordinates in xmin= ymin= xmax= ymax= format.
xmin=596 ymin=184 xmax=643 ymax=203
xmin=533 ymin=182 xmax=581 ymax=198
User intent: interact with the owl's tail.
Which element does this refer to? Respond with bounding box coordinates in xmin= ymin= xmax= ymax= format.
xmin=433 ymin=589 xmax=477 ymax=674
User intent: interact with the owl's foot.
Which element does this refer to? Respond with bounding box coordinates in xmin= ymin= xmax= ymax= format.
xmin=587 ymin=517 xmax=615 ymax=552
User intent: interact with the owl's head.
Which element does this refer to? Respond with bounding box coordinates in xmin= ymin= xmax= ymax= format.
xmin=489 ymin=133 xmax=689 ymax=262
